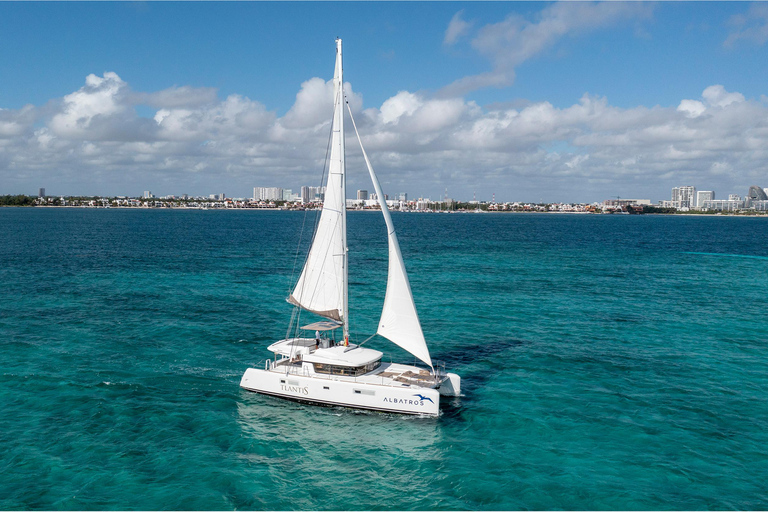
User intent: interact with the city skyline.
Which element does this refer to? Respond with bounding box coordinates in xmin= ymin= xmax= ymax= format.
xmin=2 ymin=3 xmax=768 ymax=202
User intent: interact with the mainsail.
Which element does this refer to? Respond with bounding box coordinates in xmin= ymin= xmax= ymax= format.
xmin=288 ymin=39 xmax=348 ymax=326
xmin=346 ymin=103 xmax=434 ymax=369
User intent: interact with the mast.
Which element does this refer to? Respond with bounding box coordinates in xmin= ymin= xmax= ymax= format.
xmin=287 ymin=39 xmax=348 ymax=327
xmin=336 ymin=38 xmax=349 ymax=343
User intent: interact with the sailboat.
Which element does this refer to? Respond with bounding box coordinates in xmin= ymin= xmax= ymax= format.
xmin=240 ymin=38 xmax=460 ymax=416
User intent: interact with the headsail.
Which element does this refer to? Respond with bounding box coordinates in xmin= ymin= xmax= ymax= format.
xmin=288 ymin=39 xmax=348 ymax=326
xmin=346 ymin=103 xmax=433 ymax=369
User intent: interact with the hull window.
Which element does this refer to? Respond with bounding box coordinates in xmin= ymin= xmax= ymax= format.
xmin=313 ymin=359 xmax=381 ymax=377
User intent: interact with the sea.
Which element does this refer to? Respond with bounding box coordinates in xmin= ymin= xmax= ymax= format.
xmin=1 ymin=208 xmax=767 ymax=510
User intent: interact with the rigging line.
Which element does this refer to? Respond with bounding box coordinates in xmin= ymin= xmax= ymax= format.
xmin=344 ymin=98 xmax=396 ymax=241
xmin=357 ymin=332 xmax=377 ymax=347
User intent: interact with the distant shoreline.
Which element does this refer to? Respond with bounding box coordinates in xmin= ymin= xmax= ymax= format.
xmin=3 ymin=205 xmax=768 ymax=217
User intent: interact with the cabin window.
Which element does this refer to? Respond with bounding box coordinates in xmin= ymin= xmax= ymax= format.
xmin=313 ymin=358 xmax=381 ymax=377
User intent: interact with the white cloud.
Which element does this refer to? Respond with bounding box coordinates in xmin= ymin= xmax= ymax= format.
xmin=280 ymin=77 xmax=363 ymax=130
xmin=138 ymin=85 xmax=218 ymax=109
xmin=2 ymin=70 xmax=768 ymax=203
xmin=439 ymin=2 xmax=655 ymax=97
xmin=444 ymin=10 xmax=473 ymax=46
xmin=677 ymin=85 xmax=745 ymax=119
xmin=49 ymin=72 xmax=131 ymax=138
xmin=724 ymin=4 xmax=768 ymax=48
xmin=677 ymin=100 xmax=706 ymax=118
xmin=380 ymin=91 xmax=422 ymax=124
xmin=0 ymin=105 xmax=35 ymax=138
xmin=701 ymin=84 xmax=745 ymax=108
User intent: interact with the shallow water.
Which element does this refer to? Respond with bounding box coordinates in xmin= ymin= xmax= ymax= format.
xmin=1 ymin=209 xmax=767 ymax=510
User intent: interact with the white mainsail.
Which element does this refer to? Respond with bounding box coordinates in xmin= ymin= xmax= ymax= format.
xmin=346 ymin=103 xmax=434 ymax=369
xmin=288 ymin=39 xmax=348 ymax=326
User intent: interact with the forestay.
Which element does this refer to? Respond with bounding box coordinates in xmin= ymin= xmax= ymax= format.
xmin=346 ymin=103 xmax=434 ymax=369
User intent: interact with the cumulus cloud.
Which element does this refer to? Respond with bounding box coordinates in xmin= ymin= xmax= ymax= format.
xmin=0 ymin=105 xmax=36 ymax=138
xmin=439 ymin=2 xmax=655 ymax=97
xmin=280 ymin=77 xmax=363 ymax=130
xmin=677 ymin=85 xmax=745 ymax=118
xmin=49 ymin=72 xmax=131 ymax=138
xmin=137 ymin=85 xmax=218 ymax=109
xmin=677 ymin=100 xmax=706 ymax=118
xmin=2 ymin=68 xmax=768 ymax=203
xmin=701 ymin=84 xmax=745 ymax=108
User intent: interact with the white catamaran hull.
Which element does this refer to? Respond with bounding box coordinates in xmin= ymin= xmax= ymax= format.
xmin=240 ymin=367 xmax=440 ymax=416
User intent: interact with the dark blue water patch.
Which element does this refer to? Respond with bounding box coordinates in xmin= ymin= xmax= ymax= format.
xmin=683 ymin=251 xmax=768 ymax=261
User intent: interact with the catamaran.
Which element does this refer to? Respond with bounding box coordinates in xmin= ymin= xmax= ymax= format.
xmin=240 ymin=38 xmax=460 ymax=416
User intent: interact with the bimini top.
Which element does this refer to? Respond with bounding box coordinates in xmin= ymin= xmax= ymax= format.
xmin=301 ymin=321 xmax=342 ymax=331
xmin=303 ymin=345 xmax=382 ymax=367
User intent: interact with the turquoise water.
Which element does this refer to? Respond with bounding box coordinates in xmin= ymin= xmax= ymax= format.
xmin=2 ymin=209 xmax=767 ymax=510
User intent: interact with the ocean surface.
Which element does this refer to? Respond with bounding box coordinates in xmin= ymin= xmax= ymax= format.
xmin=1 ymin=208 xmax=767 ymax=510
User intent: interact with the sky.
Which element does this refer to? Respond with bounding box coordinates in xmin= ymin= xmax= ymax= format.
xmin=1 ymin=2 xmax=768 ymax=203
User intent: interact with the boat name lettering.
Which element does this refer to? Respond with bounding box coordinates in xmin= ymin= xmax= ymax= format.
xmin=280 ymin=384 xmax=309 ymax=395
xmin=382 ymin=397 xmax=424 ymax=406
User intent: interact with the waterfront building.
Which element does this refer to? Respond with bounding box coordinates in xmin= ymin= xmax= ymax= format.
xmin=144 ymin=190 xmax=153 ymax=199
xmin=357 ymin=190 xmax=368 ymax=200
xmin=729 ymin=194 xmax=741 ymax=201
xmin=748 ymin=185 xmax=768 ymax=201
xmin=299 ymin=186 xmax=325 ymax=202
xmin=746 ymin=185 xmax=768 ymax=207
xmin=254 ymin=187 xmax=283 ymax=201
xmin=701 ymin=199 xmax=744 ymax=212
xmin=671 ymin=186 xmax=696 ymax=209
xmin=311 ymin=186 xmax=325 ymax=201
xmin=696 ymin=191 xmax=714 ymax=208
xmin=603 ymin=199 xmax=651 ymax=207
xmin=38 ymin=188 xmax=45 ymax=198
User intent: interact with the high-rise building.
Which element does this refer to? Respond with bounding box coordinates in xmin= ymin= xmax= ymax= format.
xmin=671 ymin=186 xmax=696 ymax=208
xmin=253 ymin=187 xmax=283 ymax=201
xmin=144 ymin=191 xmax=153 ymax=199
xmin=746 ymin=185 xmax=768 ymax=206
xmin=357 ymin=190 xmax=368 ymax=200
xmin=310 ymin=186 xmax=325 ymax=201
xmin=38 ymin=188 xmax=45 ymax=198
xmin=696 ymin=190 xmax=714 ymax=208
